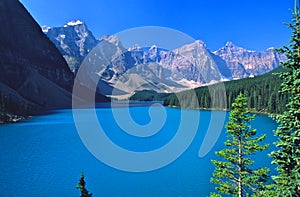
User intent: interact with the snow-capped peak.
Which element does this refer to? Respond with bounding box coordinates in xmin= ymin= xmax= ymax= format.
xmin=41 ymin=25 xmax=51 ymax=33
xmin=128 ymin=44 xmax=142 ymax=51
xmin=65 ymin=20 xmax=84 ymax=27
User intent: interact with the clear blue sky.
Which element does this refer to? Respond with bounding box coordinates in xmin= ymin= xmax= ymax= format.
xmin=20 ymin=0 xmax=294 ymax=51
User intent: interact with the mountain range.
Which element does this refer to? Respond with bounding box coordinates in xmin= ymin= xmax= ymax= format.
xmin=44 ymin=21 xmax=286 ymax=98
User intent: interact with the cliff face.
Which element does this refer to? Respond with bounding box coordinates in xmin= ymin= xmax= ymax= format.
xmin=214 ymin=42 xmax=286 ymax=79
xmin=0 ymin=0 xmax=76 ymax=114
xmin=45 ymin=21 xmax=99 ymax=72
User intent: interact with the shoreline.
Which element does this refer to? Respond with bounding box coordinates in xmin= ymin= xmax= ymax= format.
xmin=0 ymin=114 xmax=29 ymax=125
xmin=165 ymin=104 xmax=276 ymax=116
xmin=0 ymin=101 xmax=276 ymax=125
xmin=0 ymin=101 xmax=164 ymax=125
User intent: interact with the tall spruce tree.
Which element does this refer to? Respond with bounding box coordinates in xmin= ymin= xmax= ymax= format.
xmin=270 ymin=0 xmax=300 ymax=195
xmin=76 ymin=172 xmax=92 ymax=197
xmin=210 ymin=93 xmax=270 ymax=197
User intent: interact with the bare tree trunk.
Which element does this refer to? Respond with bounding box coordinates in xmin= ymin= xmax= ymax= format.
xmin=238 ymin=136 xmax=243 ymax=197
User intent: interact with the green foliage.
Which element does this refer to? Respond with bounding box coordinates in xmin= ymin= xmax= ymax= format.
xmin=252 ymin=184 xmax=277 ymax=197
xmin=210 ymin=93 xmax=270 ymax=197
xmin=130 ymin=90 xmax=170 ymax=101
xmin=76 ymin=172 xmax=92 ymax=197
xmin=209 ymin=192 xmax=222 ymax=197
xmin=270 ymin=2 xmax=300 ymax=196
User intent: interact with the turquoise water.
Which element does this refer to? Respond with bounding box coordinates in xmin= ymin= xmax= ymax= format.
xmin=0 ymin=107 xmax=277 ymax=196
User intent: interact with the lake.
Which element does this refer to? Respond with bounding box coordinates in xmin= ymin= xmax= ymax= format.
xmin=0 ymin=106 xmax=277 ymax=196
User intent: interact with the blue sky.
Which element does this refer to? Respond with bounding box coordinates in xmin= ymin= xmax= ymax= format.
xmin=20 ymin=0 xmax=293 ymax=51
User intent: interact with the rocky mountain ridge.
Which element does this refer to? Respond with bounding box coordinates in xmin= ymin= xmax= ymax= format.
xmin=214 ymin=42 xmax=286 ymax=78
xmin=45 ymin=20 xmax=99 ymax=72
xmin=77 ymin=35 xmax=233 ymax=97
xmin=44 ymin=21 xmax=285 ymax=98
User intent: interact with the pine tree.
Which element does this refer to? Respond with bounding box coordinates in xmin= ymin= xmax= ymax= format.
xmin=270 ymin=0 xmax=300 ymax=195
xmin=0 ymin=93 xmax=6 ymax=123
xmin=76 ymin=172 xmax=92 ymax=197
xmin=210 ymin=93 xmax=270 ymax=197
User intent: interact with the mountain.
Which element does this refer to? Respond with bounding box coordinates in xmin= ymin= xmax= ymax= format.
xmin=214 ymin=42 xmax=286 ymax=79
xmin=78 ymin=36 xmax=233 ymax=98
xmin=169 ymin=40 xmax=232 ymax=82
xmin=0 ymin=0 xmax=107 ymax=118
xmin=45 ymin=20 xmax=99 ymax=72
xmin=43 ymin=22 xmax=284 ymax=98
xmin=107 ymin=39 xmax=231 ymax=85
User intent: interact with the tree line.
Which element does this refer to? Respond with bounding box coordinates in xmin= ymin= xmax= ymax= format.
xmin=0 ymin=92 xmax=29 ymax=123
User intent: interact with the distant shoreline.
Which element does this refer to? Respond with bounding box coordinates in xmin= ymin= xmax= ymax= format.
xmin=165 ymin=104 xmax=275 ymax=116
xmin=0 ymin=114 xmax=28 ymax=125
xmin=97 ymin=101 xmax=164 ymax=108
xmin=0 ymin=101 xmax=274 ymax=125
xmin=74 ymin=101 xmax=164 ymax=108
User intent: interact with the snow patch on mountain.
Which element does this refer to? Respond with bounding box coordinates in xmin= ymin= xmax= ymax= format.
xmin=41 ymin=25 xmax=51 ymax=33
xmin=66 ymin=20 xmax=83 ymax=26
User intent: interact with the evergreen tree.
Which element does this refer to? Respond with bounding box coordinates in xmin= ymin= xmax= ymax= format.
xmin=76 ymin=172 xmax=92 ymax=197
xmin=0 ymin=93 xmax=6 ymax=123
xmin=270 ymin=0 xmax=300 ymax=195
xmin=210 ymin=93 xmax=270 ymax=197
